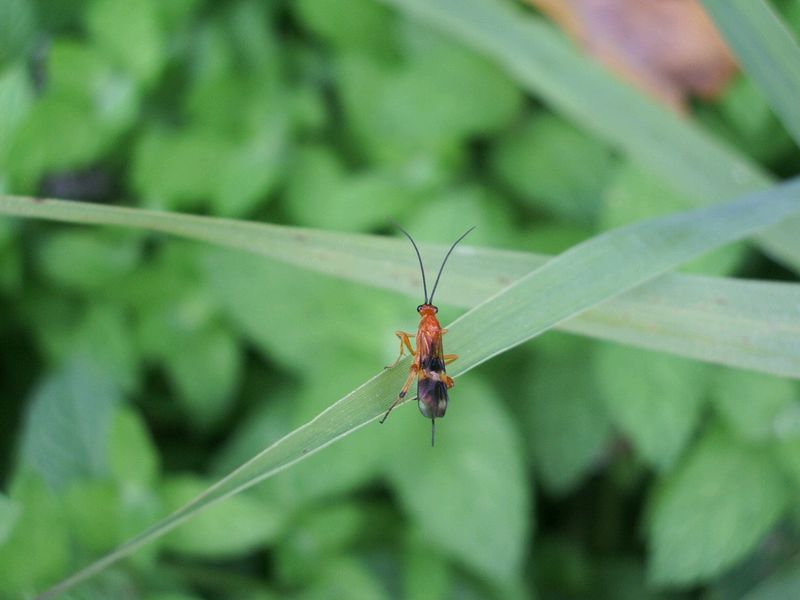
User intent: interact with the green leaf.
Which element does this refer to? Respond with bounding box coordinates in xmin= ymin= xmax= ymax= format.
xmin=210 ymin=114 xmax=288 ymax=217
xmin=396 ymin=22 xmax=523 ymax=138
xmin=384 ymin=376 xmax=529 ymax=584
xmin=0 ymin=493 xmax=20 ymax=545
xmin=648 ymin=429 xmax=789 ymax=584
xmin=12 ymin=174 xmax=800 ymax=595
xmin=65 ymin=481 xmax=124 ymax=553
xmin=525 ymin=339 xmax=611 ymax=493
xmin=711 ymin=368 xmax=799 ymax=441
xmin=3 ymin=193 xmax=800 ymax=379
xmin=302 ymin=557 xmax=390 ymax=600
xmin=20 ymin=359 xmax=123 ymax=490
xmin=380 ymin=0 xmax=800 ymax=271
xmin=0 ymin=473 xmax=70 ymax=595
xmin=71 ymin=305 xmax=140 ymax=394
xmin=286 ymin=168 xmax=423 ymax=233
xmin=108 ymin=406 xmax=159 ymax=488
xmin=87 ymin=0 xmax=164 ymax=86
xmin=160 ymin=476 xmax=283 ymax=559
xmin=275 ymin=502 xmax=368 ymax=585
xmin=601 ymin=162 xmax=746 ymax=275
xmin=0 ymin=64 xmax=33 ymax=168
xmin=295 ymin=0 xmax=398 ymax=57
xmin=0 ymin=0 xmax=36 ymax=66
xmin=702 ymin=0 xmax=800 ymax=147
xmin=595 ymin=344 xmax=708 ymax=470
xmin=8 ymin=96 xmax=106 ymax=190
xmin=36 ymin=229 xmax=141 ymax=292
xmin=404 ymin=532 xmax=451 ymax=600
xmin=492 ymin=113 xmax=615 ymax=223
xmin=744 ymin=561 xmax=800 ymax=600
xmin=131 ymin=128 xmax=233 ymax=211
xmin=162 ymin=324 xmax=242 ymax=429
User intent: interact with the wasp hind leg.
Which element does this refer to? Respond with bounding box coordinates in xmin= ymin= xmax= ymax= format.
xmin=385 ymin=331 xmax=416 ymax=369
xmin=441 ymin=354 xmax=457 ymax=388
xmin=380 ymin=365 xmax=418 ymax=424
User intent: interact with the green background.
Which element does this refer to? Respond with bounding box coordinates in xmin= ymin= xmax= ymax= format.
xmin=2 ymin=0 xmax=800 ymax=598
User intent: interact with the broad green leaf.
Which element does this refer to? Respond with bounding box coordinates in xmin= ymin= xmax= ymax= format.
xmin=294 ymin=0 xmax=398 ymax=57
xmin=8 ymin=96 xmax=107 ymax=190
xmin=702 ymin=0 xmax=800 ymax=147
xmin=36 ymin=229 xmax=141 ymax=292
xmin=108 ymin=407 xmax=159 ymax=488
xmin=403 ymin=184 xmax=516 ymax=247
xmin=0 ymin=494 xmax=19 ymax=545
xmin=648 ymin=429 xmax=789 ymax=584
xmin=404 ymin=532 xmax=451 ymax=600
xmin=595 ymin=344 xmax=708 ymax=470
xmin=13 ymin=175 xmax=800 ymax=595
xmin=3 ymin=194 xmax=800 ymax=379
xmin=384 ymin=376 xmax=529 ymax=584
xmin=380 ymin=0 xmax=800 ymax=271
xmin=525 ymin=340 xmax=611 ymax=494
xmin=701 ymin=77 xmax=795 ymax=165
xmin=491 ymin=113 xmax=615 ymax=223
xmin=161 ymin=324 xmax=242 ymax=429
xmin=711 ymin=369 xmax=799 ymax=442
xmin=160 ymin=476 xmax=283 ymax=559
xmin=65 ymin=481 xmax=124 ymax=553
xmin=302 ymin=557 xmax=390 ymax=600
xmin=0 ymin=473 xmax=70 ymax=595
xmin=71 ymin=305 xmax=140 ymax=394
xmin=87 ymin=0 xmax=164 ymax=86
xmin=0 ymin=64 xmax=33 ymax=167
xmin=601 ymin=162 xmax=746 ymax=276
xmin=744 ymin=561 xmax=800 ymax=600
xmin=0 ymin=0 xmax=36 ymax=66
xmin=275 ymin=502 xmax=368 ymax=585
xmin=20 ymin=359 xmax=122 ymax=491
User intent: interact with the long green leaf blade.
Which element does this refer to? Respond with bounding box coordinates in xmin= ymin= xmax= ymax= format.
xmin=702 ymin=0 xmax=800 ymax=147
xmin=36 ymin=176 xmax=800 ymax=598
xmin=1 ymin=194 xmax=800 ymax=378
xmin=379 ymin=0 xmax=800 ymax=269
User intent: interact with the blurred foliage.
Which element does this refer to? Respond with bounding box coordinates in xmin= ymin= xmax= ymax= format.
xmin=1 ymin=0 xmax=800 ymax=598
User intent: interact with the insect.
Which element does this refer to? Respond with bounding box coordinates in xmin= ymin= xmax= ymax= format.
xmin=379 ymin=225 xmax=475 ymax=446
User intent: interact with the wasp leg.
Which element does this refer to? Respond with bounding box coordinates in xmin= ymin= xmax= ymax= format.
xmin=441 ymin=354 xmax=457 ymax=388
xmin=380 ymin=365 xmax=418 ymax=424
xmin=385 ymin=331 xmax=416 ymax=369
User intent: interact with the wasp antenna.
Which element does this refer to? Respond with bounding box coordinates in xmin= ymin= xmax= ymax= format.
xmin=394 ymin=223 xmax=428 ymax=305
xmin=429 ymin=226 xmax=475 ymax=304
xmin=431 ymin=419 xmax=436 ymax=447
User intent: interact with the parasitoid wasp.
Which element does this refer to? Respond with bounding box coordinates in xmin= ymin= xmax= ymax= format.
xmin=379 ymin=225 xmax=475 ymax=446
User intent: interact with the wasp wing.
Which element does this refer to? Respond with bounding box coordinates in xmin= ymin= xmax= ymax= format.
xmin=417 ymin=338 xmax=448 ymax=418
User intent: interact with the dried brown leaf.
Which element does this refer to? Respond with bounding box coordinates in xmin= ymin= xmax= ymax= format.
xmin=529 ymin=0 xmax=737 ymax=111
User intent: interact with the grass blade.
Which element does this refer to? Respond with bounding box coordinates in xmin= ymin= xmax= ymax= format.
xmin=35 ymin=176 xmax=800 ymax=598
xmin=702 ymin=0 xmax=800 ymax=147
xmin=379 ymin=0 xmax=800 ymax=270
xmin=1 ymin=194 xmax=800 ymax=378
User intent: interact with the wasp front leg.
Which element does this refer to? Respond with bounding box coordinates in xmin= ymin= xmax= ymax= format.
xmin=385 ymin=331 xmax=416 ymax=369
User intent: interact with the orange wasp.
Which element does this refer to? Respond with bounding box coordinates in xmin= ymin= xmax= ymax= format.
xmin=379 ymin=225 xmax=475 ymax=446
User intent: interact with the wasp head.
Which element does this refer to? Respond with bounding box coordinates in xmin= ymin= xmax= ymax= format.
xmin=416 ymin=303 xmax=438 ymax=316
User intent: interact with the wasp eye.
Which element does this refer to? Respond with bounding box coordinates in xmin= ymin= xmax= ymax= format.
xmin=433 ymin=306 xmax=438 ymax=313
xmin=416 ymin=304 xmax=424 ymax=312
